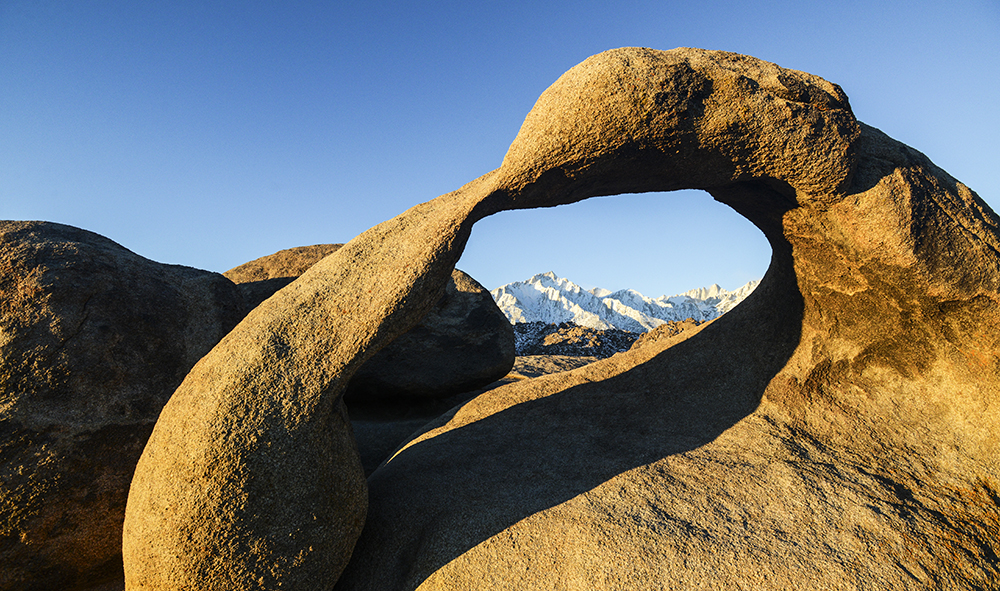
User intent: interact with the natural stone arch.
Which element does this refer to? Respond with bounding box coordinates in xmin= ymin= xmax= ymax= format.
xmin=123 ymin=47 xmax=1000 ymax=590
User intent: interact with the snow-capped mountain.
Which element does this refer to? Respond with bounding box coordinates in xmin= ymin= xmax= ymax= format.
xmin=490 ymin=272 xmax=759 ymax=332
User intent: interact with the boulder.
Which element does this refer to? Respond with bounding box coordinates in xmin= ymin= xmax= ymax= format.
xmin=0 ymin=221 xmax=245 ymax=591
xmin=125 ymin=47 xmax=1000 ymax=590
xmin=223 ymin=243 xmax=344 ymax=309
xmin=224 ymin=245 xmax=515 ymax=401
xmin=345 ymin=269 xmax=514 ymax=401
xmin=123 ymin=240 xmax=378 ymax=589
xmin=224 ymin=244 xmax=515 ymax=481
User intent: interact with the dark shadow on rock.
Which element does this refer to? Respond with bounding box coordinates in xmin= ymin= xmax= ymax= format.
xmin=235 ymin=277 xmax=296 ymax=311
xmin=336 ymin=185 xmax=803 ymax=590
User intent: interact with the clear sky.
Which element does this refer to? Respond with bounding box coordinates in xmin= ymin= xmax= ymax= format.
xmin=2 ymin=1 xmax=997 ymax=298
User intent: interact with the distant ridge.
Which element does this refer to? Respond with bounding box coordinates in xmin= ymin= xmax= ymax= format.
xmin=490 ymin=272 xmax=758 ymax=332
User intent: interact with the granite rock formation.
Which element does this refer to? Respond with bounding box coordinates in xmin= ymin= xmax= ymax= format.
xmin=224 ymin=245 xmax=515 ymax=401
xmin=223 ymin=243 xmax=344 ymax=310
xmin=349 ymin=354 xmax=603 ymax=478
xmin=627 ymin=318 xmax=705 ymax=351
xmin=505 ymin=354 xmax=600 ymax=379
xmin=126 ymin=47 xmax=999 ymax=590
xmin=0 ymin=221 xmax=244 ymax=591
xmin=223 ymin=244 xmax=515 ymax=485
xmin=513 ymin=321 xmax=645 ymax=357
xmin=344 ymin=269 xmax=514 ymax=401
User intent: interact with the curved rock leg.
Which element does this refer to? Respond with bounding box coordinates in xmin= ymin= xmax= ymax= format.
xmin=122 ymin=174 xmax=501 ymax=589
xmin=125 ymin=47 xmax=1000 ymax=590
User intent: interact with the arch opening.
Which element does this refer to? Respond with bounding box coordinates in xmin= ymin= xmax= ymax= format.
xmin=351 ymin=179 xmax=806 ymax=589
xmin=459 ymin=187 xmax=771 ymax=312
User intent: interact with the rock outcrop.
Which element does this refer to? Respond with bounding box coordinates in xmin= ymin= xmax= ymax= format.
xmin=125 ymin=47 xmax=1000 ymax=590
xmin=513 ymin=321 xmax=643 ymax=357
xmin=344 ymin=269 xmax=514 ymax=401
xmin=222 ymin=244 xmax=516 ymax=484
xmin=505 ymin=354 xmax=600 ymax=379
xmin=225 ymin=245 xmax=515 ymax=401
xmin=0 ymin=221 xmax=244 ymax=591
xmin=627 ymin=318 xmax=705 ymax=351
xmin=223 ymin=243 xmax=344 ymax=310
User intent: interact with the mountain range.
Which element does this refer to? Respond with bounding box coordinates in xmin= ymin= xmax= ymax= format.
xmin=490 ymin=272 xmax=759 ymax=333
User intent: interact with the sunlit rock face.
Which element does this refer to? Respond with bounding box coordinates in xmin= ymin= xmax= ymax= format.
xmin=125 ymin=47 xmax=999 ymax=590
xmin=0 ymin=221 xmax=244 ymax=591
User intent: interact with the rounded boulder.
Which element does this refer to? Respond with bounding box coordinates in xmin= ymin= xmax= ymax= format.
xmin=0 ymin=221 xmax=245 ymax=591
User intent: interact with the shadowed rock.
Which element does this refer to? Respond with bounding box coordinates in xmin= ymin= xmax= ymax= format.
xmin=348 ymin=352 xmax=601 ymax=478
xmin=224 ymin=243 xmax=345 ymax=310
xmin=224 ymin=244 xmax=516 ymax=479
xmin=0 ymin=221 xmax=244 ymax=591
xmin=125 ymin=47 xmax=1000 ymax=590
xmin=345 ymin=269 xmax=514 ymax=401
xmin=224 ymin=245 xmax=515 ymax=401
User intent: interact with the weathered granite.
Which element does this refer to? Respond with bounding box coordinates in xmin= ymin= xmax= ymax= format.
xmin=339 ymin=48 xmax=1000 ymax=589
xmin=223 ymin=243 xmax=344 ymax=310
xmin=225 ymin=245 xmax=515 ymax=401
xmin=0 ymin=221 xmax=244 ymax=591
xmin=125 ymin=47 xmax=1000 ymax=590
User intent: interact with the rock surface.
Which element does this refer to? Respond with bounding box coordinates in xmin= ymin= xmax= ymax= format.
xmin=349 ymin=354 xmax=600 ymax=477
xmin=223 ymin=243 xmax=344 ymax=310
xmin=334 ymin=48 xmax=1000 ymax=589
xmin=125 ymin=47 xmax=1000 ymax=590
xmin=513 ymin=321 xmax=644 ymax=357
xmin=345 ymin=269 xmax=514 ymax=401
xmin=627 ymin=318 xmax=705 ymax=351
xmin=225 ymin=245 xmax=515 ymax=401
xmin=0 ymin=221 xmax=244 ymax=591
xmin=506 ymin=354 xmax=600 ymax=379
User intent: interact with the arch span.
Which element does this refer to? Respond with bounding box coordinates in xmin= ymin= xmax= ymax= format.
xmin=124 ymin=47 xmax=1000 ymax=590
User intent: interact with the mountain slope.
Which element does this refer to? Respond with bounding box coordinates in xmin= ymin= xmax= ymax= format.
xmin=490 ymin=272 xmax=758 ymax=332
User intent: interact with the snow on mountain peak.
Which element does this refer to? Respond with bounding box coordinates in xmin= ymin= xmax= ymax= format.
xmin=681 ymin=284 xmax=723 ymax=300
xmin=490 ymin=273 xmax=759 ymax=332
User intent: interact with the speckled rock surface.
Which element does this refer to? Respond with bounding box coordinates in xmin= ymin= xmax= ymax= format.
xmin=223 ymin=243 xmax=344 ymax=310
xmin=627 ymin=318 xmax=705 ymax=351
xmin=125 ymin=47 xmax=999 ymax=590
xmin=336 ymin=48 xmax=1000 ymax=589
xmin=345 ymin=268 xmax=514 ymax=401
xmin=0 ymin=221 xmax=244 ymax=591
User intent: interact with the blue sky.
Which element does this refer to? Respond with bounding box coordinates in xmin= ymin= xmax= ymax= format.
xmin=2 ymin=1 xmax=997 ymax=298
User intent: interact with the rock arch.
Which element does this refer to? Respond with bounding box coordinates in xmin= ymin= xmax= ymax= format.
xmin=123 ymin=47 xmax=1000 ymax=589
